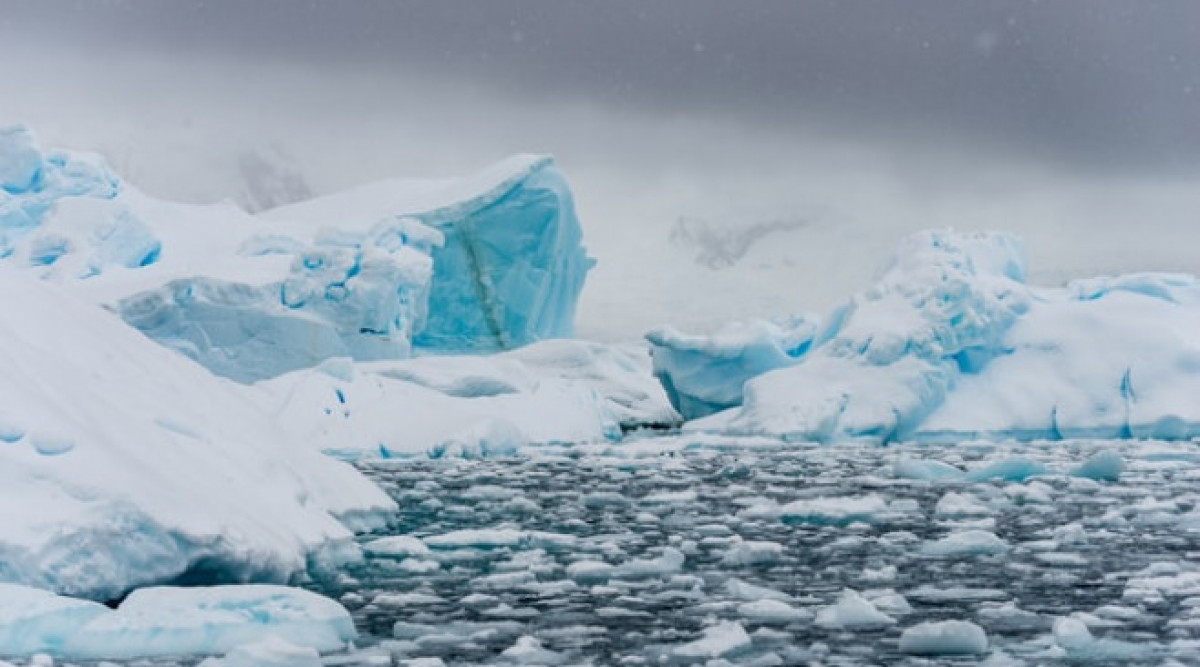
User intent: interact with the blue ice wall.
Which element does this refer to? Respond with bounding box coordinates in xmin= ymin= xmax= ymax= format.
xmin=414 ymin=160 xmax=594 ymax=353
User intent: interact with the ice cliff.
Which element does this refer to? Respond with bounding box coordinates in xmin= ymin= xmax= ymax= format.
xmin=0 ymin=126 xmax=592 ymax=381
xmin=679 ymin=230 xmax=1200 ymax=443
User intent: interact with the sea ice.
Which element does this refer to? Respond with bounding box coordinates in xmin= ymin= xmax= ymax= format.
xmin=815 ymin=589 xmax=896 ymax=629
xmin=899 ymin=620 xmax=988 ymax=655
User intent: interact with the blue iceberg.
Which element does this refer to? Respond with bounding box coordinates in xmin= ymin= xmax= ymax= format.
xmin=685 ymin=229 xmax=1200 ymax=443
xmin=645 ymin=316 xmax=818 ymax=420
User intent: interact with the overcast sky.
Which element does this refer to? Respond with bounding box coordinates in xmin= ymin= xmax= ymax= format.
xmin=3 ymin=1 xmax=1200 ymax=338
xmin=5 ymin=0 xmax=1199 ymax=173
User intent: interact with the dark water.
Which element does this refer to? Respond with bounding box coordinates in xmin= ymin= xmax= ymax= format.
xmin=310 ymin=439 xmax=1200 ymax=666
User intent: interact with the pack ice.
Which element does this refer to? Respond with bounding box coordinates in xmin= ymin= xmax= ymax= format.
xmin=674 ymin=229 xmax=1200 ymax=443
xmin=0 ymin=125 xmax=592 ymax=381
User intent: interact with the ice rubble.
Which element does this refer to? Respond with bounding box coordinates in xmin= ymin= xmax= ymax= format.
xmin=0 ymin=271 xmax=394 ymax=601
xmin=679 ymin=229 xmax=1200 ymax=443
xmin=0 ymin=583 xmax=354 ymax=660
xmin=0 ymin=126 xmax=592 ymax=381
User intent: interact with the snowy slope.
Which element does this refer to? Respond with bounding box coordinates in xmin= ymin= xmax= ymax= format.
xmin=0 ymin=270 xmax=394 ymax=601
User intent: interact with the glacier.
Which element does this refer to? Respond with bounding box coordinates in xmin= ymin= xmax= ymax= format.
xmin=683 ymin=229 xmax=1200 ymax=443
xmin=0 ymin=126 xmax=592 ymax=382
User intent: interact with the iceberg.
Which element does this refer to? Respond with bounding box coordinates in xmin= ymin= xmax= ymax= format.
xmin=251 ymin=338 xmax=678 ymax=460
xmin=0 ymin=271 xmax=394 ymax=601
xmin=263 ymin=153 xmax=594 ymax=354
xmin=1 ymin=126 xmax=592 ymax=382
xmin=645 ymin=315 xmax=818 ymax=419
xmin=0 ymin=583 xmax=354 ymax=660
xmin=683 ymin=229 xmax=1200 ymax=443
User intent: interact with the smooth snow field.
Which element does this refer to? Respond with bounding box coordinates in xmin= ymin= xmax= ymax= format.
xmin=43 ymin=436 xmax=1200 ymax=667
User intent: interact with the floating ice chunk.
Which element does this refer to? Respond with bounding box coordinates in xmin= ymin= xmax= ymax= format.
xmin=646 ymin=316 xmax=818 ymax=419
xmin=199 ymin=635 xmax=322 ymax=667
xmin=564 ymin=560 xmax=612 ymax=585
xmin=737 ymin=599 xmax=811 ymax=625
xmin=1052 ymin=616 xmax=1157 ymax=660
xmin=1072 ymin=450 xmax=1124 ymax=482
xmin=965 ymin=457 xmax=1047 ymax=482
xmin=612 ymin=547 xmax=685 ymax=579
xmin=721 ymin=540 xmax=786 ymax=566
xmin=893 ymin=458 xmax=965 ymax=481
xmin=899 ymin=620 xmax=988 ymax=656
xmin=671 ymin=620 xmax=751 ymax=659
xmin=867 ymin=591 xmax=913 ymax=616
xmin=63 ymin=585 xmax=355 ymax=660
xmin=934 ymin=492 xmax=992 ymax=518
xmin=922 ymin=530 xmax=1009 ymax=558
xmin=725 ymin=578 xmax=794 ymax=603
xmin=498 ymin=636 xmax=564 ymax=665
xmin=779 ymin=495 xmax=889 ymax=526
xmin=815 ymin=589 xmax=896 ymax=630
xmin=1124 ymin=567 xmax=1200 ymax=600
xmin=424 ymin=529 xmax=525 ymax=549
xmin=363 ymin=536 xmax=432 ymax=559
xmin=0 ymin=584 xmax=108 ymax=656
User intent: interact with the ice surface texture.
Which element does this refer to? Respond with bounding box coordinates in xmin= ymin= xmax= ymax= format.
xmin=1 ymin=126 xmax=592 ymax=382
xmin=0 ymin=583 xmax=354 ymax=660
xmin=683 ymin=229 xmax=1200 ymax=443
xmin=0 ymin=272 xmax=394 ymax=601
xmin=646 ymin=315 xmax=817 ymax=419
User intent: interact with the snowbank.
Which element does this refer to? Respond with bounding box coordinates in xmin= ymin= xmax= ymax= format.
xmin=0 ymin=272 xmax=394 ymax=600
xmin=684 ymin=230 xmax=1200 ymax=443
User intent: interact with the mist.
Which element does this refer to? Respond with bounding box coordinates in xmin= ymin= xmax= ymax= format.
xmin=3 ymin=1 xmax=1198 ymax=340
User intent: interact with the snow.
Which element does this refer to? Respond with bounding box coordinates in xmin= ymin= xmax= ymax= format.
xmin=645 ymin=315 xmax=817 ymax=419
xmin=0 ymin=271 xmax=393 ymax=600
xmin=899 ymin=620 xmax=988 ymax=655
xmin=0 ymin=583 xmax=353 ymax=660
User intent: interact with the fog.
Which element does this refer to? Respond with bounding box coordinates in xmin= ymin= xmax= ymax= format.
xmin=3 ymin=1 xmax=1199 ymax=339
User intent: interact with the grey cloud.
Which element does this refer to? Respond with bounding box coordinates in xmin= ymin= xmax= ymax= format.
xmin=3 ymin=0 xmax=1199 ymax=173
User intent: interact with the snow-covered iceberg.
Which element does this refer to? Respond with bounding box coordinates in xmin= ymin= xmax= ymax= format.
xmin=0 ymin=271 xmax=394 ymax=601
xmin=0 ymin=126 xmax=592 ymax=381
xmin=686 ymin=229 xmax=1200 ymax=443
xmin=250 ymin=339 xmax=679 ymax=460
xmin=262 ymin=153 xmax=594 ymax=354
